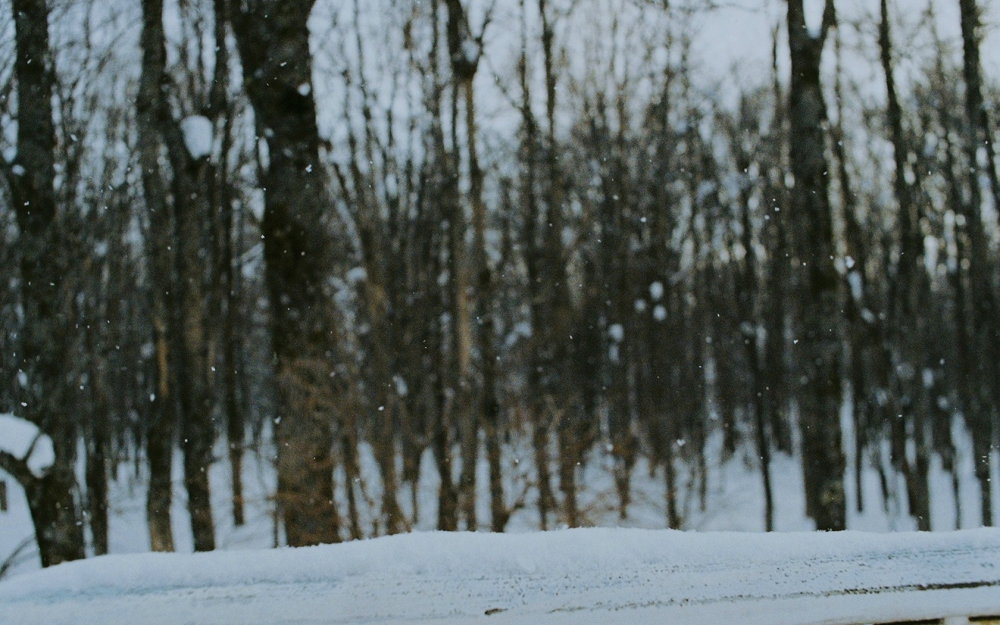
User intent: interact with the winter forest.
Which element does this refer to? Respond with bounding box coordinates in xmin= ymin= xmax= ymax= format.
xmin=1 ymin=0 xmax=1000 ymax=576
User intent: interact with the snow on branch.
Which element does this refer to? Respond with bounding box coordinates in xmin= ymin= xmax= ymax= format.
xmin=0 ymin=413 xmax=55 ymax=480
xmin=180 ymin=115 xmax=213 ymax=160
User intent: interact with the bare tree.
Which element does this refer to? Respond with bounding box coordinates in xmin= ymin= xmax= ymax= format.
xmin=0 ymin=0 xmax=85 ymax=567
xmin=232 ymin=0 xmax=341 ymax=546
xmin=137 ymin=0 xmax=217 ymax=552
xmin=958 ymin=0 xmax=998 ymax=527
xmin=786 ymin=0 xmax=846 ymax=531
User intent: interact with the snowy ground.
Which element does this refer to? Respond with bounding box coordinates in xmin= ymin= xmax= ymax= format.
xmin=2 ymin=422 xmax=1000 ymax=623
xmin=2 ymin=412 xmax=999 ymax=580
xmin=2 ymin=527 xmax=1000 ymax=625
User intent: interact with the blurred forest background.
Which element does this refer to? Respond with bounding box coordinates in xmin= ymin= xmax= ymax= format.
xmin=1 ymin=0 xmax=1000 ymax=570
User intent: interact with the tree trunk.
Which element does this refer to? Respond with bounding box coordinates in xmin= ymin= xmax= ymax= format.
xmin=137 ymin=0 xmax=177 ymax=550
xmin=208 ymin=0 xmax=246 ymax=530
xmin=958 ymin=0 xmax=997 ymax=528
xmin=441 ymin=0 xmax=478 ymax=532
xmin=233 ymin=0 xmax=340 ymax=546
xmin=85 ymin=331 xmax=110 ymax=556
xmin=174 ymin=157 xmax=217 ymax=553
xmin=879 ymin=0 xmax=930 ymax=531
xmin=137 ymin=0 xmax=216 ymax=552
xmin=786 ymin=0 xmax=846 ymax=531
xmin=456 ymin=43 xmax=500 ymax=533
xmin=536 ymin=0 xmax=581 ymax=528
xmin=2 ymin=0 xmax=86 ymax=568
xmin=735 ymin=142 xmax=773 ymax=532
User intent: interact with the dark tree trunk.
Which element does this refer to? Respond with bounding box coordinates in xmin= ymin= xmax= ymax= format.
xmin=786 ymin=0 xmax=846 ymax=531
xmin=174 ymin=157 xmax=217 ymax=553
xmin=85 ymin=332 xmax=110 ymax=556
xmin=829 ymin=18 xmax=869 ymax=518
xmin=454 ymin=24 xmax=502 ymax=532
xmin=233 ymin=0 xmax=340 ymax=546
xmin=422 ymin=0 xmax=459 ymax=534
xmin=85 ymin=430 xmax=109 ymax=556
xmin=535 ymin=0 xmax=582 ymax=528
xmin=209 ymin=0 xmax=246 ymax=530
xmin=958 ymin=0 xmax=997 ymax=528
xmin=137 ymin=0 xmax=177 ymax=549
xmin=137 ymin=0 xmax=216 ymax=552
xmin=734 ymin=137 xmax=773 ymax=532
xmin=879 ymin=0 xmax=931 ymax=531
xmin=445 ymin=0 xmax=486 ymax=533
xmin=1 ymin=0 xmax=86 ymax=568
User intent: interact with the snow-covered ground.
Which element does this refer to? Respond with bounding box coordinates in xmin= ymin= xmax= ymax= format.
xmin=3 ymin=410 xmax=999 ymax=625
xmin=2 ymin=527 xmax=1000 ymax=625
xmin=2 ymin=414 xmax=998 ymax=580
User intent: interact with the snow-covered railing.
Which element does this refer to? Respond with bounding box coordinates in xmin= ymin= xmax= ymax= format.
xmin=1 ymin=528 xmax=999 ymax=625
xmin=878 ymin=618 xmax=1000 ymax=625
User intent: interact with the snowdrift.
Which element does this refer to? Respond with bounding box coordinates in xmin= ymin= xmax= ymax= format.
xmin=2 ymin=528 xmax=999 ymax=625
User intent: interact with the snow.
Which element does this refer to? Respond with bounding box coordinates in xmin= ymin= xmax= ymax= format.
xmin=0 ymin=413 xmax=55 ymax=478
xmin=461 ymin=39 xmax=479 ymax=65
xmin=607 ymin=323 xmax=624 ymax=342
xmin=180 ymin=115 xmax=213 ymax=159
xmin=649 ymin=281 xmax=664 ymax=301
xmin=847 ymin=270 xmax=863 ymax=301
xmin=345 ymin=266 xmax=367 ymax=284
xmin=1 ymin=528 xmax=999 ymax=625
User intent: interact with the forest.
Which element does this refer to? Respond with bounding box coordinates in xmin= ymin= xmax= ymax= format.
xmin=1 ymin=0 xmax=999 ymax=571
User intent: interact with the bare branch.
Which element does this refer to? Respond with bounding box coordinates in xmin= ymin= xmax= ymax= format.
xmin=819 ymin=0 xmax=837 ymax=46
xmin=0 ymin=450 xmax=33 ymax=488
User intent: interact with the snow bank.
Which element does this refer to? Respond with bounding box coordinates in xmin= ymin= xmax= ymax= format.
xmin=0 ymin=413 xmax=55 ymax=478
xmin=2 ymin=528 xmax=999 ymax=625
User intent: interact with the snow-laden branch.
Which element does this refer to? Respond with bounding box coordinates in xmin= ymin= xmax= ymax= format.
xmin=180 ymin=115 xmax=213 ymax=160
xmin=0 ymin=413 xmax=56 ymax=481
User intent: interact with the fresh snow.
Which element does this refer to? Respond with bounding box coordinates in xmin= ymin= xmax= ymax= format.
xmin=0 ymin=413 xmax=55 ymax=478
xmin=180 ymin=115 xmax=213 ymax=159
xmin=649 ymin=281 xmax=664 ymax=301
xmin=1 ymin=528 xmax=999 ymax=625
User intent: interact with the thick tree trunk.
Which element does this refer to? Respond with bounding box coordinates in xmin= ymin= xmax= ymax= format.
xmin=958 ymin=0 xmax=998 ymax=528
xmin=138 ymin=0 xmax=216 ymax=552
xmin=786 ymin=0 xmax=846 ymax=531
xmin=137 ymin=0 xmax=177 ymax=548
xmin=233 ymin=0 xmax=340 ymax=546
xmin=3 ymin=0 xmax=86 ymax=568
xmin=174 ymin=158 xmax=217 ymax=552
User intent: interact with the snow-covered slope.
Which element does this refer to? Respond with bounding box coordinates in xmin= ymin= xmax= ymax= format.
xmin=2 ymin=528 xmax=999 ymax=625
